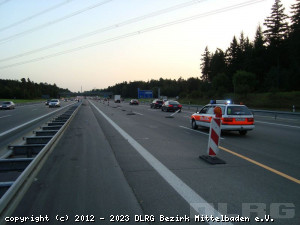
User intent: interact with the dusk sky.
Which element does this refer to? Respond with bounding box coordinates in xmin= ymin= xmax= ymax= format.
xmin=0 ymin=0 xmax=295 ymax=92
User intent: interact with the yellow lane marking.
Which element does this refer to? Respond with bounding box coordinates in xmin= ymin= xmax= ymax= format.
xmin=219 ymin=146 xmax=300 ymax=184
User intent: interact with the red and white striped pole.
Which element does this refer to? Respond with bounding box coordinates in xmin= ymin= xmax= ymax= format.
xmin=200 ymin=106 xmax=226 ymax=164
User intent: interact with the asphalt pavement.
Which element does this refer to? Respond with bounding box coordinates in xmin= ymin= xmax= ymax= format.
xmin=0 ymin=101 xmax=76 ymax=154
xmin=3 ymin=100 xmax=300 ymax=225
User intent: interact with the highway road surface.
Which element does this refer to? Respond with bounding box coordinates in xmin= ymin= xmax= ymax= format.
xmin=2 ymin=100 xmax=299 ymax=225
xmin=0 ymin=101 xmax=76 ymax=155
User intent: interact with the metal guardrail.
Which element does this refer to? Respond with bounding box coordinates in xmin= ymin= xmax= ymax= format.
xmin=113 ymin=100 xmax=300 ymax=119
xmin=0 ymin=103 xmax=81 ymax=223
xmin=250 ymin=109 xmax=300 ymax=120
xmin=180 ymin=104 xmax=300 ymax=119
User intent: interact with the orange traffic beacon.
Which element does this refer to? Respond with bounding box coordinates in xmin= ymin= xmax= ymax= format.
xmin=199 ymin=105 xmax=226 ymax=164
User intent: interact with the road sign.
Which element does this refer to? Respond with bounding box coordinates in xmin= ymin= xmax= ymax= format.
xmin=138 ymin=88 xmax=153 ymax=99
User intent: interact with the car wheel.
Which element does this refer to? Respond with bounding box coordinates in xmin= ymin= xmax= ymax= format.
xmin=239 ymin=130 xmax=247 ymax=135
xmin=192 ymin=120 xmax=198 ymax=130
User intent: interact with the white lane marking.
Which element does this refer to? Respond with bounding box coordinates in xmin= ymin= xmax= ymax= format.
xmin=138 ymin=104 xmax=149 ymax=108
xmin=179 ymin=126 xmax=225 ymax=140
xmin=255 ymin=120 xmax=300 ymax=129
xmin=0 ymin=103 xmax=76 ymax=137
xmin=182 ymin=110 xmax=198 ymax=114
xmin=133 ymin=112 xmax=144 ymax=116
xmin=32 ymin=109 xmax=38 ymax=111
xmin=90 ymin=100 xmax=232 ymax=225
xmin=0 ymin=115 xmax=11 ymax=119
xmin=255 ymin=115 xmax=299 ymax=121
xmin=15 ymin=103 xmax=43 ymax=108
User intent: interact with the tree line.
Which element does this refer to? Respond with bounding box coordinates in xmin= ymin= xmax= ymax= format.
xmin=0 ymin=78 xmax=70 ymax=99
xmin=89 ymin=78 xmax=209 ymax=99
xmin=98 ymin=0 xmax=300 ymax=99
xmin=201 ymin=0 xmax=300 ymax=96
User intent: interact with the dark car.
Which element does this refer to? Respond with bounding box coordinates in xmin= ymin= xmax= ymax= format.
xmin=129 ymin=99 xmax=139 ymax=105
xmin=150 ymin=99 xmax=163 ymax=109
xmin=0 ymin=101 xmax=15 ymax=110
xmin=45 ymin=99 xmax=51 ymax=105
xmin=161 ymin=100 xmax=182 ymax=112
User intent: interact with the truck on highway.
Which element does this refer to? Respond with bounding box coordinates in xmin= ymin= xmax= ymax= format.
xmin=114 ymin=95 xmax=121 ymax=103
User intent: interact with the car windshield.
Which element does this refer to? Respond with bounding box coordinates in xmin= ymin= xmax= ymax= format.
xmin=227 ymin=106 xmax=252 ymax=115
xmin=156 ymin=101 xmax=163 ymax=103
xmin=3 ymin=102 xmax=11 ymax=104
xmin=51 ymin=100 xmax=58 ymax=102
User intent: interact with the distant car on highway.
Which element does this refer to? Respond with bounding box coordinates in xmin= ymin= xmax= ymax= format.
xmin=190 ymin=100 xmax=254 ymax=135
xmin=45 ymin=99 xmax=51 ymax=105
xmin=129 ymin=99 xmax=139 ymax=105
xmin=49 ymin=99 xmax=60 ymax=108
xmin=161 ymin=100 xmax=182 ymax=112
xmin=0 ymin=101 xmax=15 ymax=110
xmin=150 ymin=99 xmax=163 ymax=109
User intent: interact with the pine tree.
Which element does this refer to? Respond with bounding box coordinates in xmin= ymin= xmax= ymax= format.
xmin=226 ymin=36 xmax=240 ymax=82
xmin=288 ymin=0 xmax=300 ymax=90
xmin=290 ymin=0 xmax=300 ymax=32
xmin=254 ymin=25 xmax=265 ymax=49
xmin=226 ymin=36 xmax=239 ymax=65
xmin=263 ymin=0 xmax=289 ymax=48
xmin=237 ymin=32 xmax=253 ymax=71
xmin=200 ymin=46 xmax=211 ymax=82
xmin=239 ymin=32 xmax=246 ymax=52
xmin=252 ymin=25 xmax=268 ymax=90
xmin=210 ymin=49 xmax=227 ymax=84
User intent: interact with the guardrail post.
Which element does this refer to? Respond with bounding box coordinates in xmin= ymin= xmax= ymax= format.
xmin=293 ymin=105 xmax=295 ymax=112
